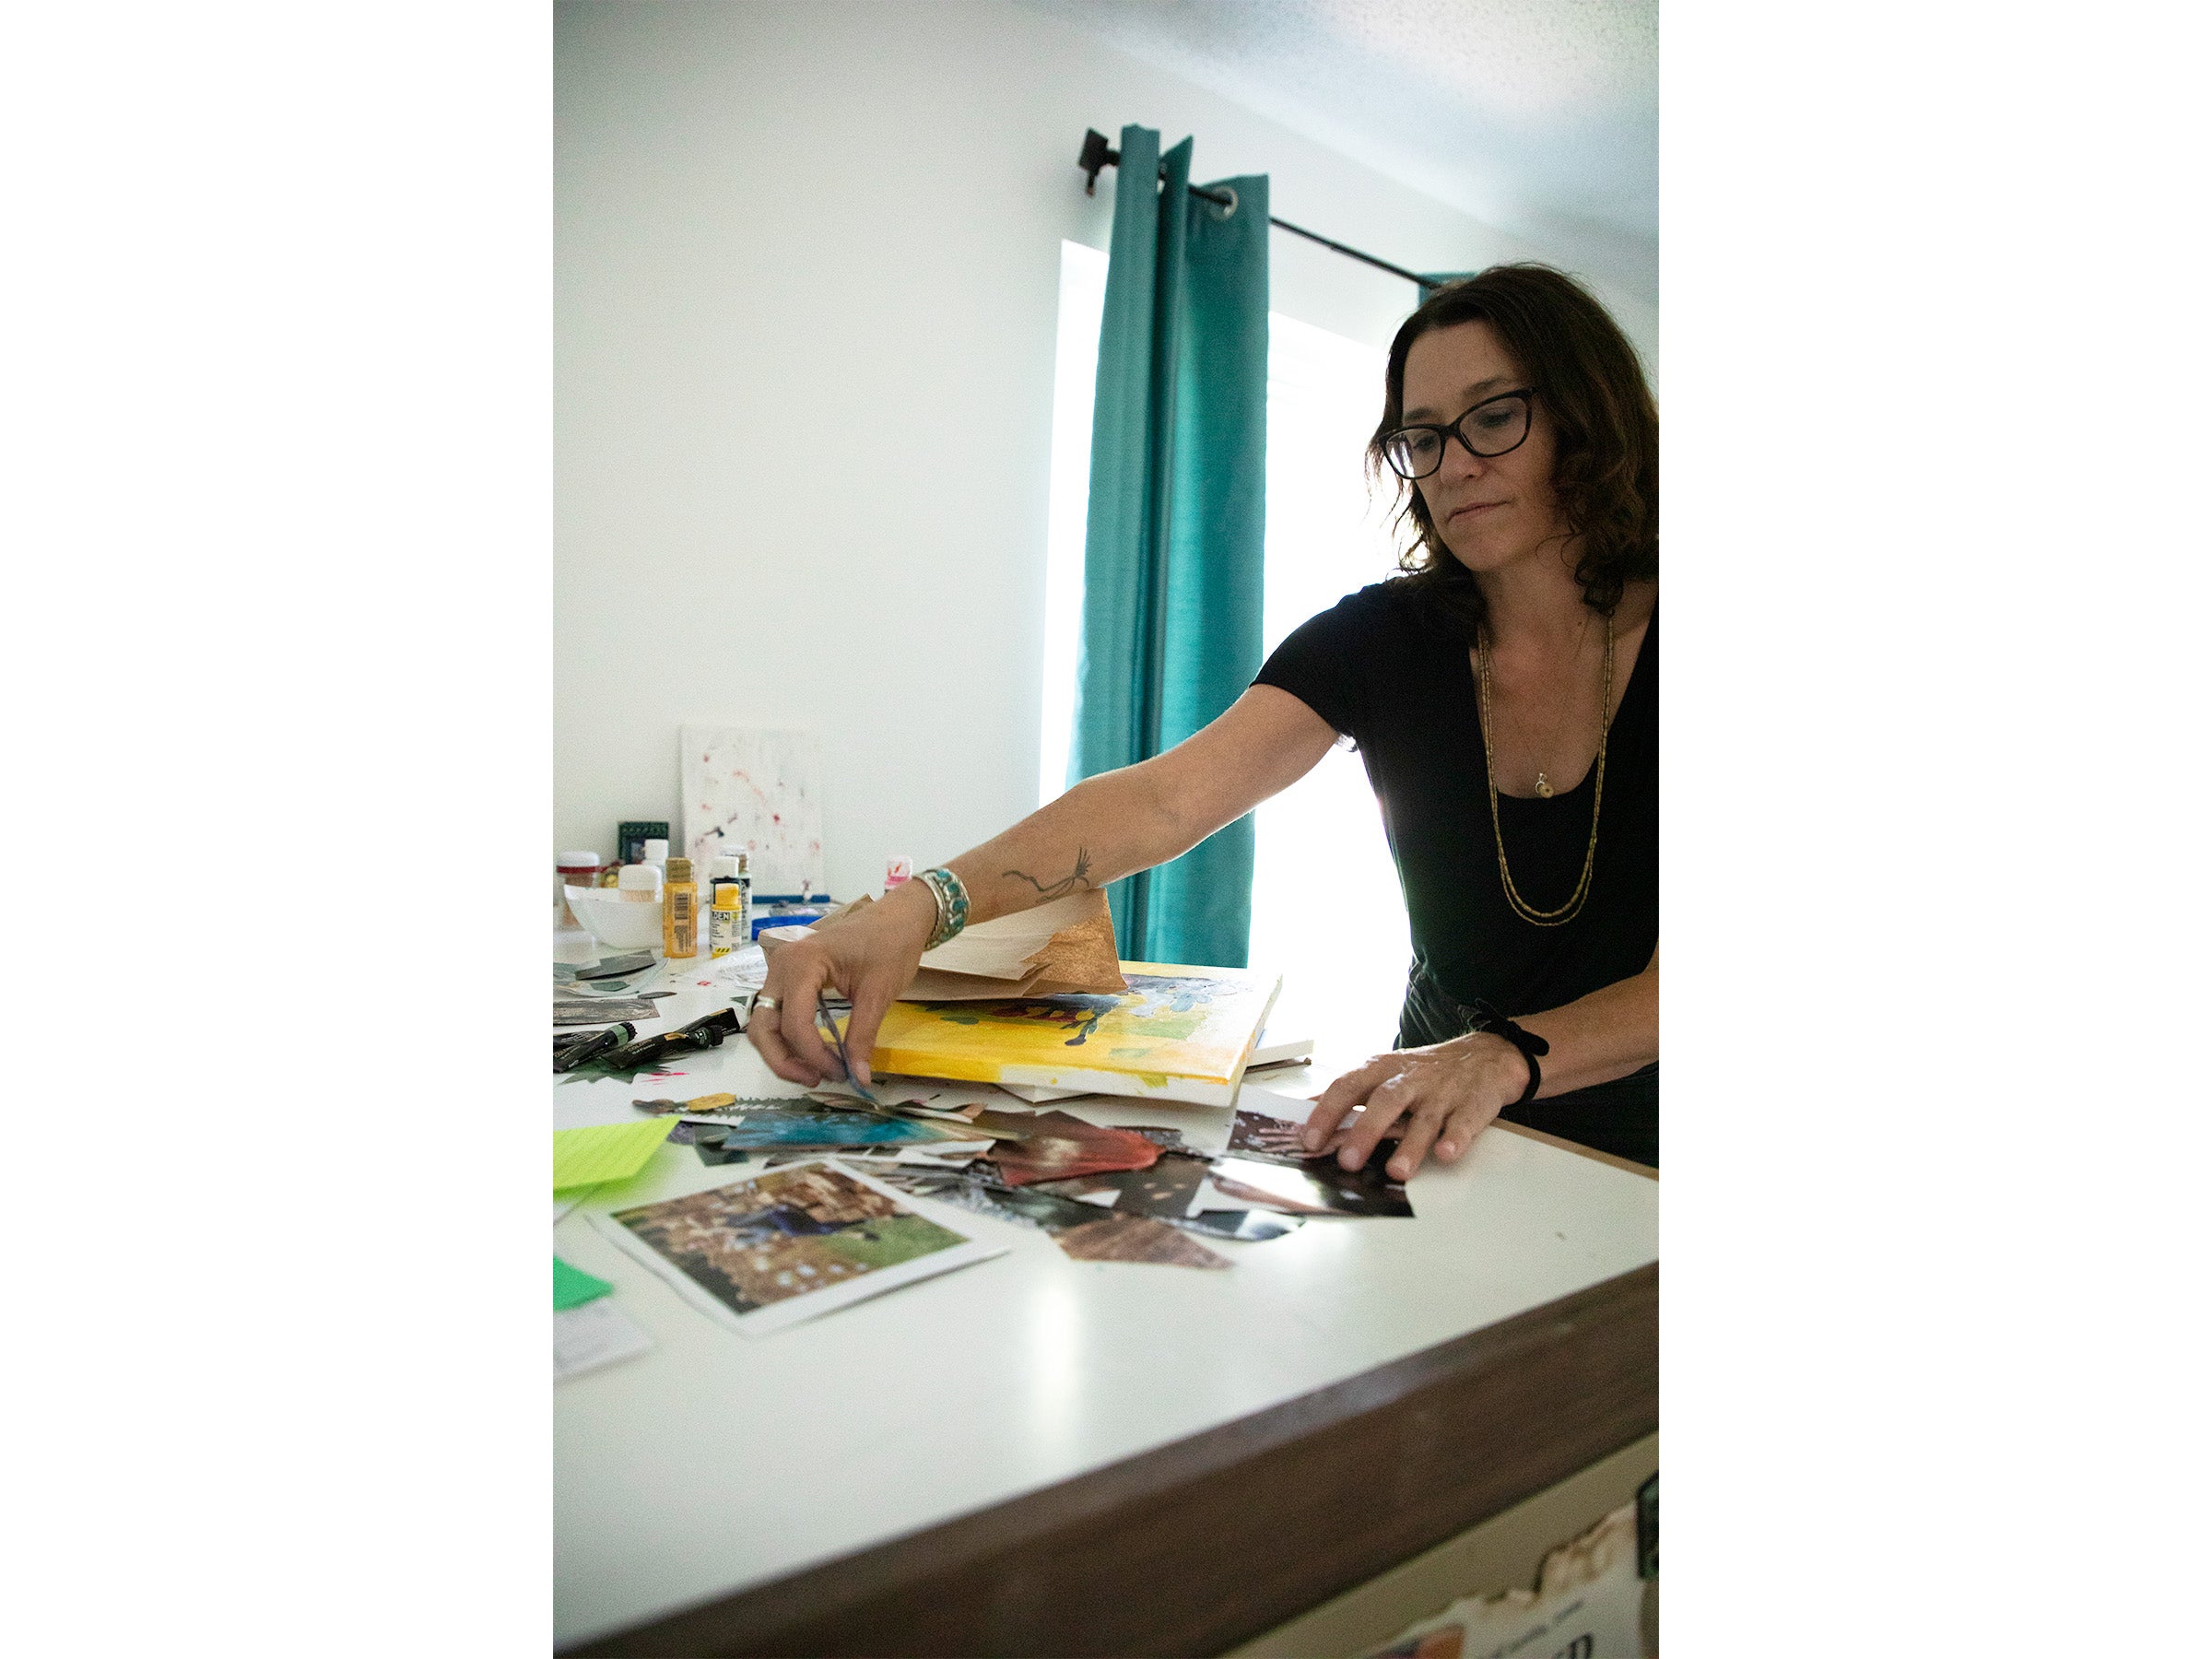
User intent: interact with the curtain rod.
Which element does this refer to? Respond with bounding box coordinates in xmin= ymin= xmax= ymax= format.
xmin=1078 ymin=128 xmax=1429 ymax=290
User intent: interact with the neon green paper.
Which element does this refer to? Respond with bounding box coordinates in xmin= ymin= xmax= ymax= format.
xmin=553 ymin=1117 xmax=675 ymax=1191
xmin=553 ymin=1255 xmax=614 ymax=1311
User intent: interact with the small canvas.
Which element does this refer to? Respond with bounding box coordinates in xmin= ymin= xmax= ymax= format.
xmin=680 ymin=726 xmax=825 ymax=896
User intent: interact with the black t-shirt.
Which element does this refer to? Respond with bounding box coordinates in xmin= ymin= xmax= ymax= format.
xmin=1253 ymin=582 xmax=1657 ymax=1021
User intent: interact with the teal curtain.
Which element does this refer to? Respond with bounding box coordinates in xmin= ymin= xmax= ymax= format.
xmin=1070 ymin=126 xmax=1269 ymax=968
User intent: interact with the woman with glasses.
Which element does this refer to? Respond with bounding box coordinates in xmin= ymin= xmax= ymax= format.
xmin=751 ymin=265 xmax=1658 ymax=1173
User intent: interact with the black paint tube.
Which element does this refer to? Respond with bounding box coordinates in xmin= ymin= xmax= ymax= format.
xmin=601 ymin=1007 xmax=742 ymax=1072
xmin=553 ymin=1021 xmax=635 ymax=1073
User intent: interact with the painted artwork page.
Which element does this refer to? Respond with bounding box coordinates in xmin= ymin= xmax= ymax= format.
xmin=680 ymin=726 xmax=825 ymax=895
xmin=857 ymin=964 xmax=1280 ymax=1097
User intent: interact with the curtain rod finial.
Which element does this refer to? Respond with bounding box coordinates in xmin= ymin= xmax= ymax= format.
xmin=1079 ymin=127 xmax=1119 ymax=196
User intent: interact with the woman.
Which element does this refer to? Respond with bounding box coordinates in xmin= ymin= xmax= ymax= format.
xmin=751 ymin=264 xmax=1659 ymax=1173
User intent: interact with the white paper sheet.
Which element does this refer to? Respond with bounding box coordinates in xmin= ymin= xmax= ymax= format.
xmin=1360 ymin=1502 xmax=1643 ymax=1659
xmin=554 ymin=1188 xmax=597 ymax=1227
xmin=555 ymin=1298 xmax=653 ymax=1380
xmin=1237 ymin=1083 xmax=1317 ymax=1125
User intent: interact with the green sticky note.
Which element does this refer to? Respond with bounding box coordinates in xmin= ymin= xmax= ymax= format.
xmin=553 ymin=1255 xmax=614 ymax=1311
xmin=553 ymin=1116 xmax=676 ymax=1191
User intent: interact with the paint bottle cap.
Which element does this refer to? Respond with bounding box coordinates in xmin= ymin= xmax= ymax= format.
xmin=665 ymin=856 xmax=692 ymax=882
xmin=642 ymin=839 xmax=669 ymax=865
xmin=618 ymin=863 xmax=662 ymax=894
xmin=558 ymin=851 xmax=602 ymax=869
xmin=712 ymin=881 xmax=744 ymax=909
xmin=709 ymin=854 xmax=743 ymax=881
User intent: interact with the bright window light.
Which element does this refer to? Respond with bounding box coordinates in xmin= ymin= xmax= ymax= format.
xmin=1041 ymin=241 xmax=1413 ymax=1051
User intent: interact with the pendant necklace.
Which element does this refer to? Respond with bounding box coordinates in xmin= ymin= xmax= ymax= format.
xmin=1510 ymin=616 xmax=1593 ymax=798
xmin=1476 ymin=613 xmax=1617 ymax=928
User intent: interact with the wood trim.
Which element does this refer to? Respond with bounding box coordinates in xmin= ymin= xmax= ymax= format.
xmin=1491 ymin=1119 xmax=1658 ymax=1181
xmin=564 ymin=1263 xmax=1657 ymax=1658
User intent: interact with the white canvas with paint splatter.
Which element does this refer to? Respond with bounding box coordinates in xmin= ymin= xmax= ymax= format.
xmin=681 ymin=726 xmax=826 ymax=895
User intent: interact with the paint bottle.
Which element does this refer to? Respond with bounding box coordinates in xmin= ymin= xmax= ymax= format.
xmin=663 ymin=856 xmax=699 ymax=959
xmin=709 ymin=877 xmax=747 ymax=958
xmin=618 ymin=863 xmax=662 ymax=903
xmin=885 ymin=855 xmax=912 ymax=892
xmin=642 ymin=838 xmax=669 ymax=873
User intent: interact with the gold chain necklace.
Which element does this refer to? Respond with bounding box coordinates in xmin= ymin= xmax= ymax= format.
xmin=1513 ymin=614 xmax=1594 ymax=798
xmin=1476 ymin=612 xmax=1615 ymax=928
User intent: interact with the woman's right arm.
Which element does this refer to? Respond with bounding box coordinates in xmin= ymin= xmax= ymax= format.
xmin=749 ymin=685 xmax=1340 ymax=1087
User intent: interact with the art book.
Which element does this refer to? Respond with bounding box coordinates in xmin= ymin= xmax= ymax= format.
xmin=589 ymin=1159 xmax=1004 ymax=1337
xmin=844 ymin=964 xmax=1281 ymax=1109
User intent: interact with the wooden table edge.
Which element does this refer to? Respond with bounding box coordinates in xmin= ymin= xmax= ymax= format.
xmin=562 ymin=1260 xmax=1659 ymax=1657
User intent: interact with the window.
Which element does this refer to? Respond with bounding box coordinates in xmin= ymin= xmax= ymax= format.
xmin=1041 ymin=241 xmax=1412 ymax=1051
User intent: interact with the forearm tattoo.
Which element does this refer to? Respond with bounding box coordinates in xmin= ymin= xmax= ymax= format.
xmin=1003 ymin=846 xmax=1094 ymax=900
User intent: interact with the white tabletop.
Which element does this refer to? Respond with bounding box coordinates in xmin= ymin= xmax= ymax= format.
xmin=550 ymin=950 xmax=1658 ymax=1650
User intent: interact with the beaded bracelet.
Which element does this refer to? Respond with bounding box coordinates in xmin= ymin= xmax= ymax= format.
xmin=916 ymin=865 xmax=971 ymax=950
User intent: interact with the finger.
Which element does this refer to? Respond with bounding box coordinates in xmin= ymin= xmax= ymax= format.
xmin=747 ymin=993 xmax=824 ymax=1087
xmin=1385 ymin=1109 xmax=1446 ymax=1182
xmin=1303 ymin=1056 xmax=1396 ymax=1150
xmin=841 ymin=974 xmax=900 ymax=1090
xmin=779 ymin=955 xmax=840 ymax=1083
xmin=1432 ymin=1097 xmax=1502 ymax=1165
xmin=1335 ymin=1074 xmax=1419 ymax=1171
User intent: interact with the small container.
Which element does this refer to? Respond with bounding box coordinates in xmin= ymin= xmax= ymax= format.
xmin=618 ymin=863 xmax=662 ymax=902
xmin=885 ymin=855 xmax=913 ymax=891
xmin=642 ymin=838 xmax=669 ymax=871
xmin=663 ymin=855 xmax=699 ymax=959
xmin=709 ymin=879 xmax=747 ymax=957
xmin=556 ymin=851 xmax=603 ymax=927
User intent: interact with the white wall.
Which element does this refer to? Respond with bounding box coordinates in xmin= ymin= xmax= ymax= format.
xmin=555 ymin=0 xmax=1655 ymax=898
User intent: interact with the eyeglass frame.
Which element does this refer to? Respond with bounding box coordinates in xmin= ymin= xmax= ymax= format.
xmin=1380 ymin=387 xmax=1539 ymax=480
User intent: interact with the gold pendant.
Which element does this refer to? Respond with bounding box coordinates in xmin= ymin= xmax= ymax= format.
xmin=1535 ymin=771 xmax=1553 ymax=798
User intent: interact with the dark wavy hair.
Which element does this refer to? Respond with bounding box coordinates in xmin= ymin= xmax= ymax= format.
xmin=1370 ymin=265 xmax=1657 ymax=639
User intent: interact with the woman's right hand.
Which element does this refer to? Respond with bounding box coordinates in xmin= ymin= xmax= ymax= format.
xmin=747 ymin=880 xmax=940 ymax=1088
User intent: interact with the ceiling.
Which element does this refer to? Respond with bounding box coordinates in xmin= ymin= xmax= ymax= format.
xmin=1020 ymin=0 xmax=1657 ymax=300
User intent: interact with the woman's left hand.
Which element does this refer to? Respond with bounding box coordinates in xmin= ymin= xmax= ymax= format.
xmin=1300 ymin=1033 xmax=1532 ymax=1181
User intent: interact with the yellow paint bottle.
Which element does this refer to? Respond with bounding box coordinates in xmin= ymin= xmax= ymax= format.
xmin=663 ymin=856 xmax=699 ymax=959
xmin=709 ymin=877 xmax=747 ymax=957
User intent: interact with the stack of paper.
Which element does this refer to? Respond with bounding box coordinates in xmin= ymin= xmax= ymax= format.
xmin=847 ymin=962 xmax=1281 ymax=1109
xmin=764 ymin=890 xmax=1128 ymax=1001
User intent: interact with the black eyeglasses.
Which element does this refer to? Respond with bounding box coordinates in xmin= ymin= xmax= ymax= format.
xmin=1381 ymin=388 xmax=1537 ymax=479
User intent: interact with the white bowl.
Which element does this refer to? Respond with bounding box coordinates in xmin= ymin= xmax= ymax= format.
xmin=565 ymin=885 xmax=665 ymax=951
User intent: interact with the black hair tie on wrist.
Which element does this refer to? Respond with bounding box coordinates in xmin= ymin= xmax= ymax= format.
xmin=1465 ymin=999 xmax=1549 ymax=1106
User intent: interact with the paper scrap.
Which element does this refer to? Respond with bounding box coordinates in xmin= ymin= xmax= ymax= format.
xmin=554 ymin=1117 xmax=677 ymax=1191
xmin=555 ymin=1297 xmax=653 ymax=1380
xmin=554 ymin=1188 xmax=596 ymax=1226
xmin=554 ymin=1255 xmax=614 ymax=1310
xmin=1053 ymin=1212 xmax=1231 ymax=1268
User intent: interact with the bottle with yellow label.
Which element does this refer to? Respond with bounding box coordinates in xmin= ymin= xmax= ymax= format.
xmin=662 ymin=856 xmax=699 ymax=958
xmin=709 ymin=878 xmax=747 ymax=957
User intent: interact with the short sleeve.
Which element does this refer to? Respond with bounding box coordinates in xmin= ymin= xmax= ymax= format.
xmin=1251 ymin=586 xmax=1392 ymax=741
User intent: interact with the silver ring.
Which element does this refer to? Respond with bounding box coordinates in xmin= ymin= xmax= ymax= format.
xmin=754 ymin=994 xmax=779 ymax=1011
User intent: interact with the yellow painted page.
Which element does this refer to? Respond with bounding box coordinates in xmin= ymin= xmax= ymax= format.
xmin=860 ymin=963 xmax=1279 ymax=1092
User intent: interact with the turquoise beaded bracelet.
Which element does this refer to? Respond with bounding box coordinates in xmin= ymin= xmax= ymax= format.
xmin=917 ymin=865 xmax=970 ymax=949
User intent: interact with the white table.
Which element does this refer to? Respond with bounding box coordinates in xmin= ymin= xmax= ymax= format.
xmin=551 ymin=951 xmax=1657 ymax=1654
